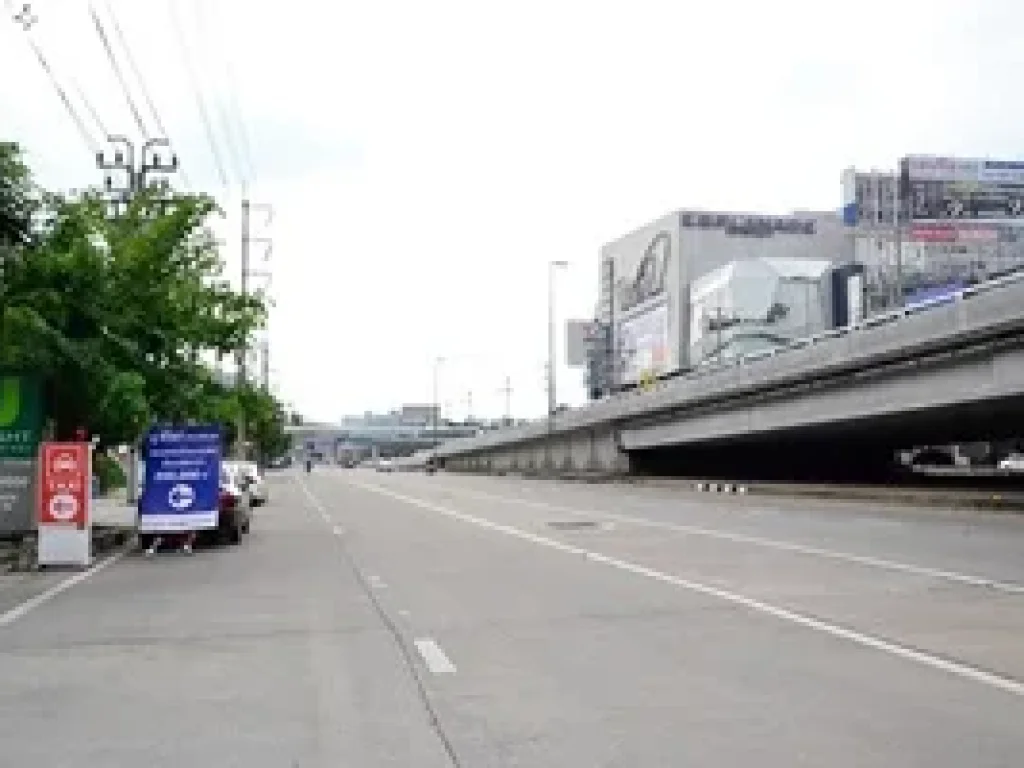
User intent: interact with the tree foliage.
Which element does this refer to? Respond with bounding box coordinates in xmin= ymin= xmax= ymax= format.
xmin=0 ymin=142 xmax=288 ymax=458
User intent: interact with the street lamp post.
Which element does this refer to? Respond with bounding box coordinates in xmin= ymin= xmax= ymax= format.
xmin=431 ymin=356 xmax=445 ymax=454
xmin=547 ymin=260 xmax=569 ymax=416
xmin=546 ymin=260 xmax=569 ymax=472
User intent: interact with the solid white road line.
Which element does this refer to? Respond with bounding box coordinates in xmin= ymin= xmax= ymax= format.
xmin=442 ymin=485 xmax=1024 ymax=595
xmin=415 ymin=637 xmax=457 ymax=675
xmin=0 ymin=549 xmax=129 ymax=629
xmin=349 ymin=479 xmax=1024 ymax=699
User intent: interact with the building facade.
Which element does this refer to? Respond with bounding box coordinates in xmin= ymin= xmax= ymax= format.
xmin=594 ymin=209 xmax=851 ymax=394
xmin=841 ymin=158 xmax=1024 ymax=314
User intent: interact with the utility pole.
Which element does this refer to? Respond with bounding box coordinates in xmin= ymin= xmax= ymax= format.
xmin=499 ymin=375 xmax=512 ymax=425
xmin=431 ymin=357 xmax=444 ymax=451
xmin=546 ymin=260 xmax=568 ymax=473
xmin=237 ymin=196 xmax=273 ymax=459
xmin=261 ymin=338 xmax=271 ymax=392
xmin=96 ymin=136 xmax=178 ymax=505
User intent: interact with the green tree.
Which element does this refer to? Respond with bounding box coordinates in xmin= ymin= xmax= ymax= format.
xmin=238 ymin=385 xmax=291 ymax=462
xmin=0 ymin=142 xmax=282 ymax=447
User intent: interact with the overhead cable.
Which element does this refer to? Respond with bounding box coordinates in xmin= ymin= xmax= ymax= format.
xmin=103 ymin=0 xmax=169 ymax=137
xmin=169 ymin=0 xmax=229 ymax=190
xmin=5 ymin=0 xmax=102 ymax=153
xmin=88 ymin=1 xmax=149 ymax=137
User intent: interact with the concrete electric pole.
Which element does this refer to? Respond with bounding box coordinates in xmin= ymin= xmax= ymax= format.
xmin=236 ymin=197 xmax=273 ymax=459
xmin=95 ymin=136 xmax=179 ymax=504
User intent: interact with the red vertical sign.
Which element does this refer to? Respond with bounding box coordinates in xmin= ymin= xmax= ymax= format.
xmin=38 ymin=442 xmax=90 ymax=529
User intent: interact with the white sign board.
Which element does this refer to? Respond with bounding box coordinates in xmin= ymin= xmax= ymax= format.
xmin=618 ymin=303 xmax=670 ymax=385
xmin=564 ymin=319 xmax=593 ymax=368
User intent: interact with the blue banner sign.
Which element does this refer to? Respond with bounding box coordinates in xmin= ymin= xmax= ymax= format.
xmin=904 ymin=281 xmax=965 ymax=310
xmin=139 ymin=424 xmax=222 ymax=532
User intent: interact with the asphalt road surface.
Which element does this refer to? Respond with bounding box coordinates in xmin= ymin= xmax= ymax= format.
xmin=1 ymin=469 xmax=1023 ymax=766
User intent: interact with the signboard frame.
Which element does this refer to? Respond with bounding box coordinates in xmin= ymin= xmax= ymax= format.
xmin=618 ymin=301 xmax=670 ymax=385
xmin=37 ymin=442 xmax=92 ymax=567
xmin=139 ymin=424 xmax=222 ymax=533
xmin=900 ymin=155 xmax=1024 ymax=225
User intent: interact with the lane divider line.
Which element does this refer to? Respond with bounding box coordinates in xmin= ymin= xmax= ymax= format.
xmin=438 ymin=484 xmax=1024 ymax=596
xmin=415 ymin=638 xmax=457 ymax=675
xmin=0 ymin=548 xmax=129 ymax=629
xmin=293 ymin=475 xmax=465 ymax=765
xmin=346 ymin=478 xmax=1024 ymax=700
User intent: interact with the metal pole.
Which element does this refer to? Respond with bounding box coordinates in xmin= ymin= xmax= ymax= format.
xmin=237 ymin=197 xmax=250 ymax=459
xmin=432 ymin=357 xmax=441 ymax=449
xmin=547 ymin=264 xmax=556 ymax=417
xmin=262 ymin=338 xmax=270 ymax=391
xmin=546 ymin=260 xmax=569 ymax=415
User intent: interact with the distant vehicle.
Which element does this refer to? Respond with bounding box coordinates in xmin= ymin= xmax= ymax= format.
xmin=910 ymin=448 xmax=956 ymax=467
xmin=376 ymin=458 xmax=394 ymax=473
xmin=216 ymin=465 xmax=252 ymax=544
xmin=267 ymin=455 xmax=292 ymax=469
xmin=998 ymin=453 xmax=1024 ymax=472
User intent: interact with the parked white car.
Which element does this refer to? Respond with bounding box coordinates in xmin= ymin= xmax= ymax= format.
xmin=998 ymin=453 xmax=1024 ymax=472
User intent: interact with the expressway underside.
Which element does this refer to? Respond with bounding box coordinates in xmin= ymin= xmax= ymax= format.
xmin=628 ymin=392 xmax=1024 ymax=483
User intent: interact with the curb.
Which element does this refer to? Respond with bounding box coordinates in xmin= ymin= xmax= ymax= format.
xmin=2 ymin=528 xmax=134 ymax=573
xmin=442 ymin=470 xmax=1024 ymax=512
xmin=694 ymin=482 xmax=748 ymax=495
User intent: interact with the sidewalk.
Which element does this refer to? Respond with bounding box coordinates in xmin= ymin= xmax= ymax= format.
xmin=1 ymin=489 xmax=135 ymax=572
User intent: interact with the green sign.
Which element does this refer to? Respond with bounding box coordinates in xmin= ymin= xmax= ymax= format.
xmin=0 ymin=373 xmax=43 ymax=459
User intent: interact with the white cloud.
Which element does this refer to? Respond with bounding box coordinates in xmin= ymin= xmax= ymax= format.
xmin=1 ymin=0 xmax=1015 ymax=421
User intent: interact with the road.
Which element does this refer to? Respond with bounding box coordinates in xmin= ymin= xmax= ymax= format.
xmin=1 ymin=469 xmax=1023 ymax=766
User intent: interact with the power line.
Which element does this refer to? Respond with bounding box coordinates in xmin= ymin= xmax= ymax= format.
xmin=168 ymin=0 xmax=229 ymax=190
xmin=103 ymin=0 xmax=169 ymax=138
xmin=222 ymin=62 xmax=257 ymax=185
xmin=192 ymin=0 xmax=248 ymax=188
xmin=28 ymin=38 xmax=100 ymax=153
xmin=5 ymin=3 xmax=101 ymax=153
xmin=88 ymin=1 xmax=149 ymax=137
xmin=72 ymin=78 xmax=110 ymax=139
xmin=207 ymin=0 xmax=257 ymax=184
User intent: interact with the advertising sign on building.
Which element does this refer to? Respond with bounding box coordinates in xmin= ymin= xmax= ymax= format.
xmin=37 ymin=442 xmax=92 ymax=567
xmin=0 ymin=373 xmax=44 ymax=535
xmin=564 ymin=319 xmax=594 ymax=368
xmin=139 ymin=425 xmax=221 ymax=532
xmin=619 ymin=301 xmax=670 ymax=384
xmin=909 ymin=224 xmax=1000 ymax=243
xmin=678 ymin=211 xmax=817 ymax=236
xmin=0 ymin=373 xmax=43 ymax=459
xmin=900 ymin=155 xmax=1024 ymax=223
xmin=600 ymin=214 xmax=682 ymax=386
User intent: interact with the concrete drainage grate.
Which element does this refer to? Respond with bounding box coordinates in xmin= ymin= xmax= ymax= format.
xmin=547 ymin=520 xmax=601 ymax=531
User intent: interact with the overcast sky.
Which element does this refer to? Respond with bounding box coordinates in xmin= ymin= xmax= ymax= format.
xmin=2 ymin=0 xmax=1019 ymax=423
